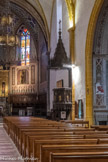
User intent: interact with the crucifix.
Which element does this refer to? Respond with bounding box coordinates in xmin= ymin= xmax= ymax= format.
xmin=59 ymin=20 xmax=61 ymax=30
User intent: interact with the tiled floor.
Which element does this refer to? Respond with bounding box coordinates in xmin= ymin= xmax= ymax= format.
xmin=0 ymin=126 xmax=24 ymax=162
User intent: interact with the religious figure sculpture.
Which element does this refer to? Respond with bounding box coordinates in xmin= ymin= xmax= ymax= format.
xmin=21 ymin=70 xmax=26 ymax=84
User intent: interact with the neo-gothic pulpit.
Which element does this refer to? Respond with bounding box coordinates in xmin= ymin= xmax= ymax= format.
xmin=53 ymin=88 xmax=72 ymax=120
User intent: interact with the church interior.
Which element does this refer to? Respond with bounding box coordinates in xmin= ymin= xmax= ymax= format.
xmin=0 ymin=0 xmax=108 ymax=161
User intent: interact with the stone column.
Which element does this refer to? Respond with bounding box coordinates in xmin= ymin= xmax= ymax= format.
xmin=46 ymin=51 xmax=50 ymax=115
xmin=68 ymin=27 xmax=75 ymax=121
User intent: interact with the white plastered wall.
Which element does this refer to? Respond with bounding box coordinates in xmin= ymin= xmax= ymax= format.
xmin=75 ymin=0 xmax=95 ymax=118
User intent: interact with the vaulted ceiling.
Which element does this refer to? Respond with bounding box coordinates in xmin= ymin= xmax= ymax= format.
xmin=0 ymin=0 xmax=74 ymax=48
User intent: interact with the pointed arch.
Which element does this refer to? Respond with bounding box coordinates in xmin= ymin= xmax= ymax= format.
xmin=85 ymin=0 xmax=104 ymax=126
xmin=65 ymin=0 xmax=76 ymax=28
xmin=10 ymin=0 xmax=50 ymax=49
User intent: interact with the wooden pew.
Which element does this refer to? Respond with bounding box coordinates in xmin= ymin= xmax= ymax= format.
xmin=4 ymin=117 xmax=91 ymax=138
xmin=73 ymin=131 xmax=107 ymax=135
xmin=8 ymin=122 xmax=70 ymax=144
xmin=23 ymin=130 xmax=108 ymax=158
xmin=91 ymin=125 xmax=108 ymax=131
xmin=20 ymin=128 xmax=96 ymax=156
xmin=99 ymin=139 xmax=108 ymax=144
xmin=33 ymin=139 xmax=98 ymax=160
xmin=17 ymin=127 xmax=95 ymax=152
xmin=61 ymin=120 xmax=89 ymax=128
xmin=20 ymin=130 xmax=74 ymax=153
xmin=50 ymin=152 xmax=108 ymax=162
xmin=4 ymin=116 xmax=66 ymax=135
xmin=85 ymin=134 xmax=108 ymax=139
xmin=20 ymin=128 xmax=94 ymax=155
xmin=24 ymin=134 xmax=84 ymax=158
xmin=4 ymin=116 xmax=108 ymax=162
xmin=3 ymin=116 xmax=48 ymax=133
xmin=7 ymin=120 xmax=71 ymax=141
xmin=14 ymin=125 xmax=70 ymax=146
xmin=96 ymin=126 xmax=108 ymax=131
xmin=41 ymin=144 xmax=108 ymax=162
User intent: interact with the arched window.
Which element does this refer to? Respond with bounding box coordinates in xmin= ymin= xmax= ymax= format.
xmin=21 ymin=28 xmax=30 ymax=66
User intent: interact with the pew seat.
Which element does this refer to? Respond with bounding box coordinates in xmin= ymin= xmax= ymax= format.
xmin=50 ymin=152 xmax=108 ymax=162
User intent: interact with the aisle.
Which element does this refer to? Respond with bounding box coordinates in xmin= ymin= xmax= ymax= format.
xmin=0 ymin=126 xmax=24 ymax=162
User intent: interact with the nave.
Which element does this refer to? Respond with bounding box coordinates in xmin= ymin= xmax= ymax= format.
xmin=0 ymin=124 xmax=23 ymax=162
xmin=3 ymin=116 xmax=108 ymax=162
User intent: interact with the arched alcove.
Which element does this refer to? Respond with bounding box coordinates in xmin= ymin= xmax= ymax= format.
xmin=93 ymin=0 xmax=108 ymax=125
xmin=85 ymin=0 xmax=104 ymax=126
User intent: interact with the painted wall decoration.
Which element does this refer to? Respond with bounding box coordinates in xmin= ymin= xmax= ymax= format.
xmin=96 ymin=82 xmax=104 ymax=94
xmin=95 ymin=58 xmax=104 ymax=106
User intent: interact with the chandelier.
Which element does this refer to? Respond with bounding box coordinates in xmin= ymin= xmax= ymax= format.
xmin=0 ymin=0 xmax=19 ymax=46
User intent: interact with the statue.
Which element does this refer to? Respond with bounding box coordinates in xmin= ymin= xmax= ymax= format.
xmin=21 ymin=70 xmax=26 ymax=84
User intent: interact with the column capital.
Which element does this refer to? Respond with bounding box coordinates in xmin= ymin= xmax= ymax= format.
xmin=68 ymin=26 xmax=75 ymax=32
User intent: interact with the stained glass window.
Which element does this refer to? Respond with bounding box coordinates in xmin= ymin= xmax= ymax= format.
xmin=21 ymin=28 xmax=30 ymax=66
